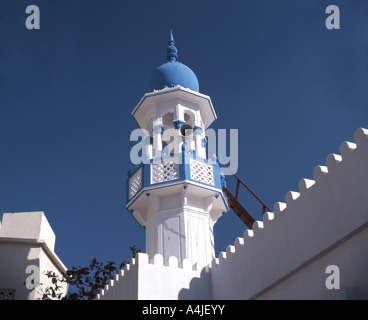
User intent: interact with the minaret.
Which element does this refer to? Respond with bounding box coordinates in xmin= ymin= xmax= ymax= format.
xmin=126 ymin=32 xmax=228 ymax=267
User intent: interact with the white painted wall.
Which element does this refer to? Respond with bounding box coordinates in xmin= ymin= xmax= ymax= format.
xmin=98 ymin=253 xmax=211 ymax=300
xmin=0 ymin=212 xmax=68 ymax=300
xmin=131 ymin=181 xmax=225 ymax=268
xmin=209 ymin=127 xmax=368 ymax=300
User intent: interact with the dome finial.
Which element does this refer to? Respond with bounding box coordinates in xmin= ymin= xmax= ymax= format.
xmin=166 ymin=30 xmax=178 ymax=62
xmin=169 ymin=29 xmax=175 ymax=43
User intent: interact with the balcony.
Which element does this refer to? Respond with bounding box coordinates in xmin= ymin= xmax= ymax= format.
xmin=126 ymin=152 xmax=222 ymax=205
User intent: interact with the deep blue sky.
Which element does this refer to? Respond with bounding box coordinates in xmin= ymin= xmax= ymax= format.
xmin=0 ymin=0 xmax=367 ymax=269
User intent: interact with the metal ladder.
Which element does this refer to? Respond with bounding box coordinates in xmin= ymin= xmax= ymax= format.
xmin=222 ymin=170 xmax=271 ymax=230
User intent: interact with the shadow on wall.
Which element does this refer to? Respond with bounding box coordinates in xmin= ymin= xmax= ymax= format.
xmin=178 ymin=267 xmax=212 ymax=300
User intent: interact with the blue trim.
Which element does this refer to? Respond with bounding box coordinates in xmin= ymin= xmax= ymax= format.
xmin=148 ymin=177 xmax=181 ymax=188
xmin=202 ymin=137 xmax=208 ymax=148
xmin=193 ymin=126 xmax=203 ymax=135
xmin=142 ymin=162 xmax=150 ymax=188
xmin=126 ymin=180 xmax=228 ymax=210
xmin=126 ymin=180 xmax=186 ymax=209
xmin=220 ymin=172 xmax=227 ymax=188
xmin=183 ymin=151 xmax=191 ymax=180
xmin=173 ymin=120 xmax=185 ymax=129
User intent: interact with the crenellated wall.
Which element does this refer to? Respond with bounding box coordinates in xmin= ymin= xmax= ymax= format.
xmin=98 ymin=127 xmax=368 ymax=300
xmin=209 ymin=127 xmax=368 ymax=299
xmin=97 ymin=253 xmax=211 ymax=300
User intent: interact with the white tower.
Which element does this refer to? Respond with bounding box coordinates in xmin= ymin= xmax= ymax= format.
xmin=126 ymin=32 xmax=228 ymax=267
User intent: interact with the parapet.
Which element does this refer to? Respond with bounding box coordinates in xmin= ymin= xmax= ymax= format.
xmin=97 ymin=252 xmax=211 ymax=300
xmin=0 ymin=211 xmax=56 ymax=252
xmin=209 ymin=127 xmax=368 ymax=299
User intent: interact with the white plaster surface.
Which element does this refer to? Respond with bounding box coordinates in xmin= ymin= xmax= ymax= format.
xmin=0 ymin=211 xmax=67 ymax=300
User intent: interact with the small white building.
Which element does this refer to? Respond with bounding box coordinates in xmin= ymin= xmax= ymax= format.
xmin=0 ymin=211 xmax=67 ymax=300
xmin=98 ymin=32 xmax=368 ymax=300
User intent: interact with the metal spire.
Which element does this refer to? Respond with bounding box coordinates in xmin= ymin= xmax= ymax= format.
xmin=169 ymin=29 xmax=175 ymax=43
xmin=166 ymin=29 xmax=178 ymax=62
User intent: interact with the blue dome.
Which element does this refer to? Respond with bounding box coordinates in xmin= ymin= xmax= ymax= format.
xmin=150 ymin=61 xmax=199 ymax=92
xmin=149 ymin=31 xmax=199 ymax=92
